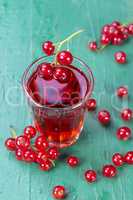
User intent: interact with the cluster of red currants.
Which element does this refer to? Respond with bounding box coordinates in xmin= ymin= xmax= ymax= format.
xmin=5 ymin=126 xmax=60 ymax=171
xmin=42 ymin=41 xmax=73 ymax=66
xmin=38 ymin=62 xmax=72 ymax=83
xmin=35 ymin=40 xmax=74 ymax=84
xmin=5 ymin=126 xmax=81 ymax=199
xmin=89 ymin=21 xmax=133 ymax=64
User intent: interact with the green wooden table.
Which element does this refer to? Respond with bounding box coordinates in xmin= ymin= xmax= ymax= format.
xmin=0 ymin=0 xmax=133 ymax=199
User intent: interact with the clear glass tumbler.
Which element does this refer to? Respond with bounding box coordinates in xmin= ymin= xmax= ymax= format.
xmin=22 ymin=56 xmax=94 ymax=148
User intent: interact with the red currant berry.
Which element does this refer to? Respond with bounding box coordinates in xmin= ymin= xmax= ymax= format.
xmin=47 ymin=147 xmax=59 ymax=160
xmin=84 ymin=170 xmax=97 ymax=183
xmin=120 ymin=26 xmax=129 ymax=39
xmin=24 ymin=125 xmax=36 ymax=139
xmin=86 ymin=98 xmax=97 ymax=111
xmin=100 ymin=34 xmax=111 ymax=45
xmin=35 ymin=136 xmax=49 ymax=151
xmin=5 ymin=138 xmax=16 ymax=151
xmin=108 ymin=25 xmax=117 ymax=35
xmin=15 ymin=135 xmax=30 ymax=150
xmin=120 ymin=26 xmax=129 ymax=34
xmin=56 ymin=51 xmax=73 ymax=65
xmin=53 ymin=185 xmax=66 ymax=199
xmin=117 ymin=86 xmax=128 ymax=98
xmin=16 ymin=149 xmax=24 ymax=160
xmin=101 ymin=24 xmax=110 ymax=34
xmin=36 ymin=151 xmax=48 ymax=163
xmin=66 ymin=156 xmax=79 ymax=167
xmin=114 ymin=51 xmax=127 ymax=64
xmin=112 ymin=36 xmax=123 ymax=45
xmin=88 ymin=41 xmax=97 ymax=51
xmin=38 ymin=63 xmax=53 ymax=80
xmin=112 ymin=28 xmax=120 ymax=37
xmin=98 ymin=110 xmax=111 ymax=125
xmin=128 ymin=24 xmax=133 ymax=35
xmin=23 ymin=149 xmax=36 ymax=162
xmin=111 ymin=21 xmax=121 ymax=27
xmin=112 ymin=153 xmax=124 ymax=166
xmin=121 ymin=108 xmax=132 ymax=121
xmin=53 ymin=67 xmax=71 ymax=83
xmin=117 ymin=126 xmax=131 ymax=141
xmin=122 ymin=34 xmax=129 ymax=40
xmin=39 ymin=159 xmax=52 ymax=171
xmin=102 ymin=165 xmax=117 ymax=178
xmin=124 ymin=151 xmax=133 ymax=164
xmin=42 ymin=41 xmax=55 ymax=56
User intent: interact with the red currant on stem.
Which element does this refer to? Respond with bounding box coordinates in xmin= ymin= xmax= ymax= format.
xmin=54 ymin=29 xmax=84 ymax=65
xmin=16 ymin=149 xmax=24 ymax=161
xmin=120 ymin=26 xmax=129 ymax=39
xmin=89 ymin=41 xmax=98 ymax=51
xmin=47 ymin=147 xmax=59 ymax=160
xmin=23 ymin=149 xmax=36 ymax=163
xmin=128 ymin=24 xmax=133 ymax=35
xmin=100 ymin=34 xmax=111 ymax=45
xmin=24 ymin=125 xmax=36 ymax=139
xmin=42 ymin=41 xmax=55 ymax=56
xmin=117 ymin=86 xmax=128 ymax=98
xmin=84 ymin=170 xmax=97 ymax=183
xmin=111 ymin=21 xmax=121 ymax=27
xmin=38 ymin=63 xmax=53 ymax=80
xmin=36 ymin=151 xmax=48 ymax=163
xmin=98 ymin=110 xmax=111 ymax=125
xmin=39 ymin=159 xmax=53 ymax=171
xmin=86 ymin=98 xmax=97 ymax=111
xmin=35 ymin=136 xmax=49 ymax=151
xmin=53 ymin=67 xmax=71 ymax=83
xmin=112 ymin=153 xmax=124 ymax=167
xmin=101 ymin=24 xmax=110 ymax=34
xmin=124 ymin=151 xmax=133 ymax=164
xmin=57 ymin=51 xmax=73 ymax=65
xmin=5 ymin=138 xmax=16 ymax=151
xmin=102 ymin=165 xmax=117 ymax=178
xmin=117 ymin=126 xmax=131 ymax=141
xmin=66 ymin=156 xmax=79 ymax=167
xmin=121 ymin=108 xmax=132 ymax=121
xmin=53 ymin=185 xmax=66 ymax=199
xmin=114 ymin=51 xmax=127 ymax=64
xmin=15 ymin=135 xmax=30 ymax=150
xmin=112 ymin=36 xmax=123 ymax=45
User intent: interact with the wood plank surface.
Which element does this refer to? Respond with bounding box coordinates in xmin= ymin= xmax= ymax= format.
xmin=0 ymin=0 xmax=133 ymax=199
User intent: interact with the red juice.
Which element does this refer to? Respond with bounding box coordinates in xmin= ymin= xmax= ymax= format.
xmin=25 ymin=64 xmax=91 ymax=148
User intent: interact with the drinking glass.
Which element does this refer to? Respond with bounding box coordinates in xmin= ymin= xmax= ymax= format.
xmin=22 ymin=56 xmax=94 ymax=148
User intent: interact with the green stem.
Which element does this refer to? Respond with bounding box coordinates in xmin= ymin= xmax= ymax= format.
xmin=50 ymin=159 xmax=55 ymax=167
xmin=54 ymin=29 xmax=85 ymax=64
xmin=59 ymin=29 xmax=85 ymax=46
xmin=9 ymin=126 xmax=17 ymax=138
xmin=122 ymin=20 xmax=133 ymax=26
xmin=98 ymin=45 xmax=107 ymax=52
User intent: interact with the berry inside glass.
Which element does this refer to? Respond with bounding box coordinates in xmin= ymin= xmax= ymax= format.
xmin=22 ymin=56 xmax=94 ymax=148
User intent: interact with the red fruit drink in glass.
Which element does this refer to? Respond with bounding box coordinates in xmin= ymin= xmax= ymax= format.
xmin=22 ymin=56 xmax=94 ymax=148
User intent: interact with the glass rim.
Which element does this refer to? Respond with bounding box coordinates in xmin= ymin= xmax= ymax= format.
xmin=22 ymin=55 xmax=94 ymax=110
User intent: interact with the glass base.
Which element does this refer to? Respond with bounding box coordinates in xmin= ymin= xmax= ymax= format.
xmin=48 ymin=126 xmax=83 ymax=148
xmin=48 ymin=136 xmax=79 ymax=148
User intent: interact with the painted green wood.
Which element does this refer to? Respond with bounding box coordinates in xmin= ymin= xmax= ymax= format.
xmin=0 ymin=0 xmax=133 ymax=199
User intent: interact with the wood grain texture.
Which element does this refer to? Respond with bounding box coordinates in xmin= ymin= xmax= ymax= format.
xmin=0 ymin=0 xmax=133 ymax=199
